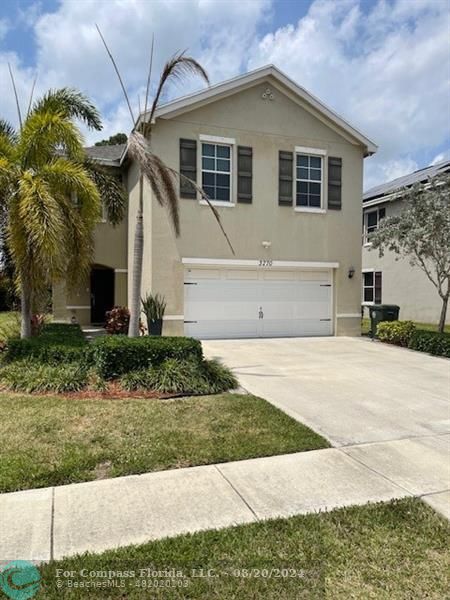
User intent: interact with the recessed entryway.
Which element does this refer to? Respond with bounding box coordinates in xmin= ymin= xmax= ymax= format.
xmin=90 ymin=265 xmax=115 ymax=324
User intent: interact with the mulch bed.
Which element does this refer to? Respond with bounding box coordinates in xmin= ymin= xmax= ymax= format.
xmin=62 ymin=382 xmax=183 ymax=400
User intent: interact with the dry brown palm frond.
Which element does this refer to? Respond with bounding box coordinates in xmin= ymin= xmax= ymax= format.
xmin=8 ymin=63 xmax=23 ymax=131
xmin=128 ymin=131 xmax=180 ymax=234
xmin=170 ymin=168 xmax=235 ymax=255
xmin=146 ymin=52 xmax=209 ymax=128
xmin=142 ymin=34 xmax=155 ymax=137
xmin=96 ymin=24 xmax=135 ymax=124
xmin=128 ymin=131 xmax=234 ymax=253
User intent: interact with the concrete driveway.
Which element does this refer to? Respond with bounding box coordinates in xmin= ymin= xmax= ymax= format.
xmin=203 ymin=337 xmax=450 ymax=518
xmin=203 ymin=337 xmax=450 ymax=447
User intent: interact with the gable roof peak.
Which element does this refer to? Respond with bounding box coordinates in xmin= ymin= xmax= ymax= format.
xmin=139 ymin=64 xmax=377 ymax=157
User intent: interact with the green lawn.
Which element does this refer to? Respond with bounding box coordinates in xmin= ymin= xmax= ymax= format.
xmin=35 ymin=498 xmax=449 ymax=599
xmin=361 ymin=317 xmax=449 ymax=335
xmin=0 ymin=392 xmax=329 ymax=493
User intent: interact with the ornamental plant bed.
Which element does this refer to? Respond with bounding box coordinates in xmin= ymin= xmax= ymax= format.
xmin=0 ymin=324 xmax=238 ymax=396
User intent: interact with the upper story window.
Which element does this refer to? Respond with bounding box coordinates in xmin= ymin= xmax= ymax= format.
xmin=296 ymin=154 xmax=323 ymax=209
xmin=363 ymin=207 xmax=385 ymax=244
xmin=201 ymin=143 xmax=231 ymax=202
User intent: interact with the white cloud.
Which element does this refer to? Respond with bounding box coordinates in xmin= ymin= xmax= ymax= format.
xmin=1 ymin=0 xmax=448 ymax=186
xmin=247 ymin=0 xmax=450 ymax=188
xmin=0 ymin=18 xmax=10 ymax=40
xmin=431 ymin=150 xmax=450 ymax=165
xmin=1 ymin=0 xmax=270 ymax=143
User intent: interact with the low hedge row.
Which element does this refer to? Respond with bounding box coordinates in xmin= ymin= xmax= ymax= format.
xmin=376 ymin=321 xmax=450 ymax=358
xmin=5 ymin=323 xmax=88 ymax=364
xmin=90 ymin=335 xmax=203 ymax=379
xmin=409 ymin=330 xmax=450 ymax=358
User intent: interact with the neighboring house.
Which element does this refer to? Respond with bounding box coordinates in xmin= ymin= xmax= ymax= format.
xmin=362 ymin=160 xmax=450 ymax=324
xmin=54 ymin=65 xmax=377 ymax=338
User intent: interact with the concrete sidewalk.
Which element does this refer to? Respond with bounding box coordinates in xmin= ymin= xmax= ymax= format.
xmin=1 ymin=433 xmax=449 ymax=563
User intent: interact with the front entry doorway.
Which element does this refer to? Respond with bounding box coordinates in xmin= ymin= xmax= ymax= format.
xmin=90 ymin=266 xmax=115 ymax=324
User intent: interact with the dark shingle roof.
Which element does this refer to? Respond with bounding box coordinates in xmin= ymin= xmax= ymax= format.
xmin=85 ymin=143 xmax=126 ymax=165
xmin=363 ymin=159 xmax=450 ymax=203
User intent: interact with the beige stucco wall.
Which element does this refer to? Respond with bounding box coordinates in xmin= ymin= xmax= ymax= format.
xmin=362 ymin=200 xmax=449 ymax=325
xmin=132 ymin=76 xmax=367 ymax=336
xmin=53 ymin=184 xmax=128 ymax=324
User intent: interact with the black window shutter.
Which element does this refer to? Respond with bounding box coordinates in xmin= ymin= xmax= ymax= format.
xmin=179 ymin=139 xmax=197 ymax=199
xmin=237 ymin=146 xmax=252 ymax=203
xmin=279 ymin=151 xmax=293 ymax=206
xmin=328 ymin=157 xmax=342 ymax=210
xmin=379 ymin=207 xmax=386 ymax=220
xmin=375 ymin=271 xmax=382 ymax=304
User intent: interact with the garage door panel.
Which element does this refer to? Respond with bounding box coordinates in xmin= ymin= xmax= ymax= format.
xmin=184 ymin=268 xmax=333 ymax=339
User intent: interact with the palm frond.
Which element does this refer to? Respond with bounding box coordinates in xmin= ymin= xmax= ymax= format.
xmin=128 ymin=131 xmax=234 ymax=252
xmin=17 ymin=174 xmax=65 ymax=265
xmin=128 ymin=131 xmax=180 ymax=234
xmin=0 ymin=120 xmax=17 ymax=163
xmin=18 ymin=111 xmax=85 ymax=168
xmin=31 ymin=88 xmax=102 ymax=131
xmin=84 ymin=159 xmax=126 ymax=226
xmin=0 ymin=120 xmax=17 ymax=143
xmin=58 ymin=196 xmax=95 ymax=289
xmin=169 ymin=166 xmax=235 ymax=254
xmin=146 ymin=52 xmax=209 ymax=129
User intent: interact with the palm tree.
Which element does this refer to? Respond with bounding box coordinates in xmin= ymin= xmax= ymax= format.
xmin=97 ymin=27 xmax=234 ymax=336
xmin=0 ymin=88 xmax=125 ymax=338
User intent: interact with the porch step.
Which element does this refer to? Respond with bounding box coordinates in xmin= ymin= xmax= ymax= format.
xmin=82 ymin=326 xmax=106 ymax=342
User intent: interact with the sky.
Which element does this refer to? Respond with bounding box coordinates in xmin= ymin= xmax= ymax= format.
xmin=0 ymin=0 xmax=449 ymax=190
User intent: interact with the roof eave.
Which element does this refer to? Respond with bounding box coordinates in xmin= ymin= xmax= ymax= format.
xmin=139 ymin=64 xmax=377 ymax=156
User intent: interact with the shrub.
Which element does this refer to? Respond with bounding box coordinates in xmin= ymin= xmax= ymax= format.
xmin=105 ymin=306 xmax=130 ymax=335
xmin=4 ymin=323 xmax=88 ymax=364
xmin=0 ymin=360 xmax=88 ymax=393
xmin=91 ymin=335 xmax=203 ymax=379
xmin=377 ymin=320 xmax=416 ymax=347
xmin=201 ymin=358 xmax=239 ymax=393
xmin=408 ymin=330 xmax=450 ymax=358
xmin=120 ymin=357 xmax=238 ymax=394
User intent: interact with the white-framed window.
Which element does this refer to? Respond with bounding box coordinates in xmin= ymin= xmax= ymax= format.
xmin=201 ymin=142 xmax=232 ymax=202
xmin=295 ymin=153 xmax=323 ymax=209
xmin=363 ymin=271 xmax=382 ymax=304
xmin=363 ymin=207 xmax=385 ymax=244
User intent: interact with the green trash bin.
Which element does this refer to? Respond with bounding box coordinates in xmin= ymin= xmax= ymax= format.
xmin=368 ymin=304 xmax=400 ymax=338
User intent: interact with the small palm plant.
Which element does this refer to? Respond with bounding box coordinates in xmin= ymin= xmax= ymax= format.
xmin=141 ymin=292 xmax=167 ymax=336
xmin=0 ymin=86 xmax=126 ymax=337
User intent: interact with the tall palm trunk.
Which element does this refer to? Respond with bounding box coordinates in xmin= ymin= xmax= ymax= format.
xmin=128 ymin=174 xmax=144 ymax=337
xmin=20 ymin=276 xmax=32 ymax=338
xmin=438 ymin=294 xmax=449 ymax=334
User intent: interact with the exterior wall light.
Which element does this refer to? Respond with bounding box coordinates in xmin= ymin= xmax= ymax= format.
xmin=262 ymin=241 xmax=272 ymax=249
xmin=348 ymin=266 xmax=355 ymax=279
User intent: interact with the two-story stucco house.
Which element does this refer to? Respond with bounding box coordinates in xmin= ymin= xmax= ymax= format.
xmin=54 ymin=65 xmax=377 ymax=338
xmin=362 ymin=159 xmax=450 ymax=324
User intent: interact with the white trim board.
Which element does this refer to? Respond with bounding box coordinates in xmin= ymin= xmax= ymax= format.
xmin=199 ymin=134 xmax=235 ymax=145
xmin=337 ymin=313 xmax=361 ymax=318
xmin=182 ymin=258 xmax=339 ymax=269
xmin=66 ymin=306 xmax=90 ymax=310
xmin=295 ymin=145 xmax=327 ymax=156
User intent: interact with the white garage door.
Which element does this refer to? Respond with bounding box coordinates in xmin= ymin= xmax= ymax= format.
xmin=184 ymin=267 xmax=333 ymax=339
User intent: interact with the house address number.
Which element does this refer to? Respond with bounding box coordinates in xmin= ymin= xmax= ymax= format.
xmin=258 ymin=259 xmax=273 ymax=267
